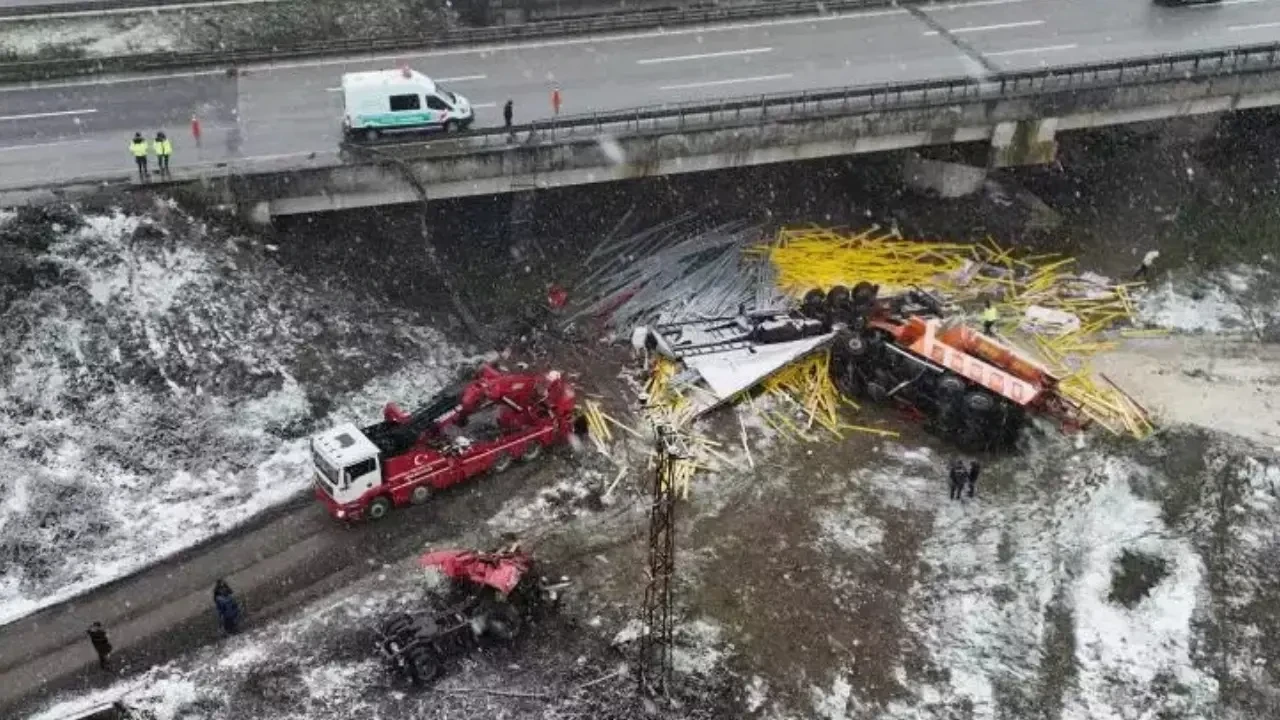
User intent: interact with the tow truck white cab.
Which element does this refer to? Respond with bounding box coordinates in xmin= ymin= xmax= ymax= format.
xmin=311 ymin=422 xmax=383 ymax=518
xmin=340 ymin=67 xmax=475 ymax=142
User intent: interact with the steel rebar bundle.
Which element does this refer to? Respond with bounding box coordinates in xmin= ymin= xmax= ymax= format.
xmin=563 ymin=215 xmax=787 ymax=338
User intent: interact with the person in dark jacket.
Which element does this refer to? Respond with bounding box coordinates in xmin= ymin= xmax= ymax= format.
xmin=87 ymin=621 xmax=113 ymax=670
xmin=503 ymin=99 xmax=513 ymax=129
xmin=213 ymin=579 xmax=242 ymax=634
xmin=948 ymin=460 xmax=968 ymax=501
xmin=967 ymin=461 xmax=982 ymax=498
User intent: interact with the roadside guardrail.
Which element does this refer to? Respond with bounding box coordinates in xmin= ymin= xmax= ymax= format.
xmin=348 ymin=41 xmax=1280 ymax=157
xmin=0 ymin=0 xmax=906 ymax=83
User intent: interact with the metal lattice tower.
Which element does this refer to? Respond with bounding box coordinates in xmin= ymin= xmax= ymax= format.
xmin=638 ymin=423 xmax=686 ymax=696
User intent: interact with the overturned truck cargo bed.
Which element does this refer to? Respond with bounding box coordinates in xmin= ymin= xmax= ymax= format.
xmin=815 ymin=283 xmax=1086 ymax=450
xmin=634 ymin=311 xmax=836 ymax=418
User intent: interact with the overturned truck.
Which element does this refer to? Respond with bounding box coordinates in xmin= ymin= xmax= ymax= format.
xmin=375 ymin=547 xmax=567 ymax=685
xmin=803 ymin=283 xmax=1084 ymax=450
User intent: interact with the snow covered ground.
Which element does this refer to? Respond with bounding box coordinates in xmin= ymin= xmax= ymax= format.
xmin=18 ymin=221 xmax=1280 ymax=719
xmin=0 ymin=201 xmax=473 ymax=625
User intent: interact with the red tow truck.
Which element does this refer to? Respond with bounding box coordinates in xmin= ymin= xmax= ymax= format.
xmin=311 ymin=365 xmax=582 ymax=521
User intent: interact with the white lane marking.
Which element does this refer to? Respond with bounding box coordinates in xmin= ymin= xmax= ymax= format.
xmin=637 ymin=47 xmax=773 ymax=64
xmin=1193 ymin=0 xmax=1264 ymax=6
xmin=324 ymin=73 xmax=488 ymax=91
xmin=659 ymin=73 xmax=793 ymax=91
xmin=1230 ymin=20 xmax=1280 ymax=30
xmin=470 ymin=102 xmax=497 ymax=108
xmin=933 ymin=0 xmax=1029 ymax=9
xmin=0 ymin=138 xmax=95 ymax=153
xmin=0 ymin=0 xmax=285 ymax=23
xmin=0 ymin=69 xmax=226 ymax=93
xmin=923 ymin=20 xmax=1045 ymax=36
xmin=6 ymin=8 xmax=908 ymax=91
xmin=0 ymin=108 xmax=98 ymax=121
xmin=986 ymin=43 xmax=1078 ymax=57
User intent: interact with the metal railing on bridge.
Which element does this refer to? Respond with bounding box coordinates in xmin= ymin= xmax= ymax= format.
xmin=351 ymin=40 xmax=1280 ymax=159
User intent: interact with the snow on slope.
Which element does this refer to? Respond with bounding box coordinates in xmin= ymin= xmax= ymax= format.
xmin=796 ymin=430 xmax=1280 ymax=720
xmin=0 ymin=202 xmax=472 ymax=625
xmin=1137 ymin=264 xmax=1280 ymax=336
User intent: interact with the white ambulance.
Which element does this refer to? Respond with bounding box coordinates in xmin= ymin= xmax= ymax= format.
xmin=340 ymin=67 xmax=475 ymax=141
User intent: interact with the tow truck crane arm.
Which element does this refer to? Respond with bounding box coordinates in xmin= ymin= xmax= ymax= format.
xmin=435 ymin=366 xmax=573 ymax=428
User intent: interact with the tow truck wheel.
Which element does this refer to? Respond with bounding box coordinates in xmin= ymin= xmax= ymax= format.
xmin=364 ymin=129 xmax=380 ymax=142
xmin=520 ymin=442 xmax=543 ymax=462
xmin=410 ymin=485 xmax=432 ymax=505
xmin=367 ymin=496 xmax=392 ymax=520
xmin=491 ymin=452 xmax=513 ymax=474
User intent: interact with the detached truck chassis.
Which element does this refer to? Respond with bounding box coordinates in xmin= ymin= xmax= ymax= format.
xmin=375 ymin=547 xmax=566 ymax=685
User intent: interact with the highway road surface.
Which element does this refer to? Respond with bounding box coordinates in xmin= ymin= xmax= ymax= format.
xmin=1 ymin=0 xmax=1278 ymax=190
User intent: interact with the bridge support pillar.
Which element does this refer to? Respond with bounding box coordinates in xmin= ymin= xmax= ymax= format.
xmin=901 ymin=151 xmax=987 ymax=198
xmin=989 ymin=119 xmax=1058 ymax=168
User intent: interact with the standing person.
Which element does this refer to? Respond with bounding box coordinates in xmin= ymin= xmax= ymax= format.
xmin=87 ymin=621 xmax=113 ymax=670
xmin=948 ymin=460 xmax=968 ymax=502
xmin=1133 ymin=250 xmax=1159 ymax=281
xmin=550 ymin=85 xmax=562 ymax=117
xmin=981 ymin=299 xmax=998 ymax=336
xmin=153 ymin=132 xmax=172 ymax=175
xmin=214 ymin=579 xmax=242 ymax=635
xmin=129 ymin=133 xmax=149 ymax=180
xmin=967 ymin=461 xmax=981 ymax=499
xmin=503 ymin=99 xmax=513 ymax=129
xmin=190 ymin=114 xmax=202 ymax=148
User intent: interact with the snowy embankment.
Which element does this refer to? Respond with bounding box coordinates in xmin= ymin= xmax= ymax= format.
xmin=803 ymin=434 xmax=1277 ymax=720
xmin=0 ymin=0 xmax=448 ymax=59
xmin=0 ymin=201 xmax=472 ymax=626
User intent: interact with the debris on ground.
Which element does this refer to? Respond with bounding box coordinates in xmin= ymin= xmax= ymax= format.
xmin=569 ymin=224 xmax=1158 ymax=460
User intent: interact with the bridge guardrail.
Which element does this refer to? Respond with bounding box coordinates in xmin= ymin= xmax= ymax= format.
xmin=350 ymin=40 xmax=1280 ymax=158
xmin=0 ymin=0 xmax=897 ymax=82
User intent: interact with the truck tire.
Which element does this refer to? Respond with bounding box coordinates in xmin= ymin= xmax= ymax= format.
xmin=364 ymin=129 xmax=380 ymax=142
xmin=826 ymin=285 xmax=850 ymax=310
xmin=801 ymin=288 xmax=827 ymax=318
xmin=937 ymin=375 xmax=966 ymax=398
xmin=367 ymin=496 xmax=392 ymax=520
xmin=520 ymin=442 xmax=543 ymax=462
xmin=491 ymin=452 xmax=513 ymax=474
xmin=482 ymin=602 xmax=523 ymax=641
xmin=406 ymin=646 xmax=441 ymax=686
xmin=964 ymin=390 xmax=996 ymax=415
xmin=382 ymin=614 xmax=414 ymax=638
xmin=410 ymin=485 xmax=432 ymax=505
xmin=842 ymin=334 xmax=867 ymax=357
xmin=442 ymin=120 xmax=455 ymax=133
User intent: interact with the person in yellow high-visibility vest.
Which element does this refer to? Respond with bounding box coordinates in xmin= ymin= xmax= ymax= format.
xmin=129 ymin=132 xmax=149 ymax=179
xmin=981 ymin=300 xmax=998 ymax=335
xmin=153 ymin=132 xmax=173 ymax=175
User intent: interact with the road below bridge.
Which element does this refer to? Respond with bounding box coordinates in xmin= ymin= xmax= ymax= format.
xmin=2 ymin=0 xmax=1279 ymax=190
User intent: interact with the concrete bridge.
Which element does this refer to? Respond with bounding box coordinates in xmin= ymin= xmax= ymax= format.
xmin=168 ymin=41 xmax=1280 ymax=223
